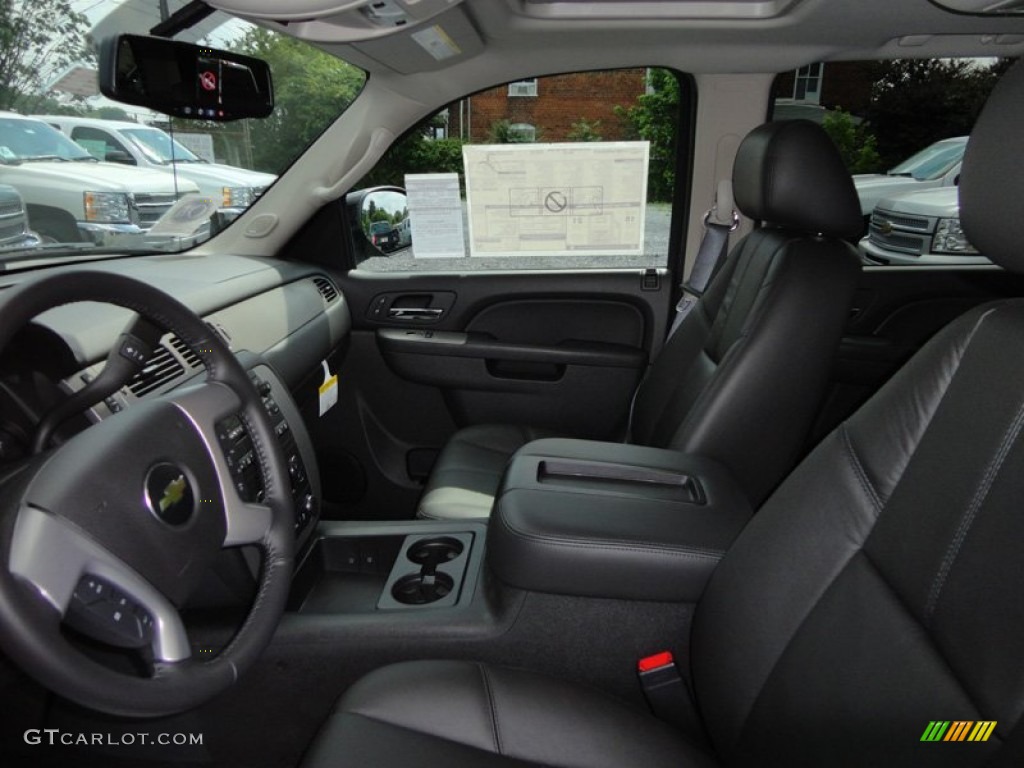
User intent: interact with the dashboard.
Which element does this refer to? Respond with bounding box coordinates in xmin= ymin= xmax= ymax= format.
xmin=0 ymin=252 xmax=351 ymax=552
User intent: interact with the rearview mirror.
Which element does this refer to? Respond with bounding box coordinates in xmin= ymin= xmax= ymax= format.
xmin=98 ymin=35 xmax=273 ymax=122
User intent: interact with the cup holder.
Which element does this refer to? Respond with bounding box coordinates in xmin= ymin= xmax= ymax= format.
xmin=407 ymin=536 xmax=464 ymax=567
xmin=392 ymin=572 xmax=455 ymax=605
xmin=379 ymin=531 xmax=474 ymax=610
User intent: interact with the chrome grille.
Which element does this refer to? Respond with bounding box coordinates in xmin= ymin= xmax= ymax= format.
xmin=868 ymin=225 xmax=928 ymax=255
xmin=0 ymin=221 xmax=27 ymax=244
xmin=0 ymin=200 xmax=23 ymax=218
xmin=132 ymin=192 xmax=179 ymax=228
xmin=870 ymin=210 xmax=931 ymax=231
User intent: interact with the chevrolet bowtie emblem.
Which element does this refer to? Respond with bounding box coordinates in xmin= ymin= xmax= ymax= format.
xmin=159 ymin=474 xmax=187 ymax=513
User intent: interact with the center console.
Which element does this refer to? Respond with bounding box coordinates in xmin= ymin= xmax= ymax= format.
xmin=489 ymin=438 xmax=754 ymax=602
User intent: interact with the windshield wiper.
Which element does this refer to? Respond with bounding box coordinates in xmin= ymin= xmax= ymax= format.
xmin=72 ymin=156 xmax=99 ymax=162
xmin=171 ymin=157 xmax=202 ymax=164
xmin=23 ymin=154 xmax=70 ymax=162
xmin=886 ymin=171 xmax=913 ymax=177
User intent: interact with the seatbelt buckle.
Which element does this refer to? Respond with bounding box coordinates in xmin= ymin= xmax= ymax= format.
xmin=638 ymin=651 xmax=691 ymax=728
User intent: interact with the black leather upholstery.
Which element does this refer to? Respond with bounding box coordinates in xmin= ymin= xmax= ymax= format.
xmin=419 ymin=121 xmax=861 ymax=518
xmin=308 ymin=305 xmax=1024 ymax=766
xmin=304 ymin=61 xmax=1024 ymax=767
xmin=301 ymin=661 xmax=718 ymax=768
xmin=489 ymin=438 xmax=752 ymax=601
xmin=960 ymin=59 xmax=1024 ymax=272
xmin=732 ymin=120 xmax=864 ymax=239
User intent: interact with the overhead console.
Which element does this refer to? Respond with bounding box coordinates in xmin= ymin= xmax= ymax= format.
xmin=489 ymin=439 xmax=754 ymax=602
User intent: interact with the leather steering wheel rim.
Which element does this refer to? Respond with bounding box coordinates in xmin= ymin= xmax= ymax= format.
xmin=0 ymin=270 xmax=294 ymax=717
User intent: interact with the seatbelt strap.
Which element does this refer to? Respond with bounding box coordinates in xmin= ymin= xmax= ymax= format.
xmin=668 ymin=179 xmax=739 ymax=337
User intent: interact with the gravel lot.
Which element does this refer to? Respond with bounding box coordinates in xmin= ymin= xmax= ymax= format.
xmin=359 ymin=203 xmax=672 ymax=272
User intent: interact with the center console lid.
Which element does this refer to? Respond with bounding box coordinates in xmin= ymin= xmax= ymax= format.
xmin=490 ymin=438 xmax=753 ymax=602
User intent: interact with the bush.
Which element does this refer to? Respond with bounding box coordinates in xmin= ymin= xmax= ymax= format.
xmin=821 ymin=109 xmax=882 ymax=174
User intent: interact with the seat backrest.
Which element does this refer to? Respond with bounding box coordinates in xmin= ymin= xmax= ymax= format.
xmin=691 ymin=62 xmax=1024 ymax=766
xmin=630 ymin=120 xmax=862 ymax=506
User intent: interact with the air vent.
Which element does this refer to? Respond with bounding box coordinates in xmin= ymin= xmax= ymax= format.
xmin=127 ymin=344 xmax=185 ymax=398
xmin=168 ymin=335 xmax=203 ymax=369
xmin=313 ymin=277 xmax=339 ymax=303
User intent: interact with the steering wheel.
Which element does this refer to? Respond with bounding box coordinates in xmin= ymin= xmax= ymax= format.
xmin=0 ymin=271 xmax=294 ymax=717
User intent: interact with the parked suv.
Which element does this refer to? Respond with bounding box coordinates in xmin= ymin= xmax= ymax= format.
xmin=852 ymin=135 xmax=967 ymax=219
xmin=39 ymin=116 xmax=276 ymax=214
xmin=0 ymin=113 xmax=199 ymax=244
xmin=859 ymin=186 xmax=985 ymax=266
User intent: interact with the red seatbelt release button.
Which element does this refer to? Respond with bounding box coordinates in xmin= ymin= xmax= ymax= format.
xmin=638 ymin=651 xmax=675 ymax=674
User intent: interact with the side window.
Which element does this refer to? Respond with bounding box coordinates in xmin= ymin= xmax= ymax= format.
xmin=771 ymin=58 xmax=1014 ymax=266
xmin=70 ymin=126 xmax=135 ymax=164
xmin=354 ymin=68 xmax=686 ymax=272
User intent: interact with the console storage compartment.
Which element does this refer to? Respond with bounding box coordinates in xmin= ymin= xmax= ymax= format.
xmin=490 ymin=438 xmax=753 ymax=602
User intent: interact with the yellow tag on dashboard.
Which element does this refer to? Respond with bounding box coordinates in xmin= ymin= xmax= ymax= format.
xmin=319 ymin=360 xmax=339 ymax=416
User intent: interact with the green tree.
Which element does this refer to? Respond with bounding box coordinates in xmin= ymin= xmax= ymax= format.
xmin=821 ymin=109 xmax=881 ymax=174
xmin=614 ymin=68 xmax=680 ymax=202
xmin=231 ymin=27 xmax=365 ymax=172
xmin=566 ymin=118 xmax=603 ymax=142
xmin=866 ymin=58 xmax=1004 ymax=168
xmin=0 ymin=0 xmax=93 ymax=112
xmin=358 ymin=110 xmax=464 ymax=190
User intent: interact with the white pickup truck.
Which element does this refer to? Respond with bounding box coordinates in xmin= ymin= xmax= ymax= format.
xmin=859 ymin=186 xmax=985 ymax=266
xmin=0 ymin=112 xmax=199 ymax=244
xmin=39 ymin=116 xmax=276 ymax=215
xmin=852 ymin=136 xmax=968 ymax=219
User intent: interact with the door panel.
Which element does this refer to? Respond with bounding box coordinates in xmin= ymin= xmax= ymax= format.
xmin=327 ymin=269 xmax=671 ymax=519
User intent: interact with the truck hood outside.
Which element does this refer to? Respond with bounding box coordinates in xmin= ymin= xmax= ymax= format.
xmin=876 ymin=187 xmax=961 ymax=218
xmin=3 ymin=161 xmax=200 ymax=194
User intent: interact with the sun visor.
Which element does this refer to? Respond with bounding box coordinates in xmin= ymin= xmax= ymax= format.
xmin=351 ymin=7 xmax=483 ymax=74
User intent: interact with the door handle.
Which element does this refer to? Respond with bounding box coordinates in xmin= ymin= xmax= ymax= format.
xmin=388 ymin=307 xmax=445 ymax=320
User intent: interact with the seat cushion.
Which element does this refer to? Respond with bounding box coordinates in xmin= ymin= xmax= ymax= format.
xmin=300 ymin=661 xmax=718 ymax=768
xmin=417 ymin=424 xmax=557 ymax=520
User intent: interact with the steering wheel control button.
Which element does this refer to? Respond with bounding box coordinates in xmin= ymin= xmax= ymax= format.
xmin=145 ymin=462 xmax=195 ymax=526
xmin=68 ymin=576 xmax=152 ymax=649
xmin=217 ymin=388 xmax=317 ymax=536
xmin=119 ymin=335 xmax=151 ymax=365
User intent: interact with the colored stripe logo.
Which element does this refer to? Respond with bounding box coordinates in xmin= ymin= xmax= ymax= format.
xmin=921 ymin=721 xmax=997 ymax=742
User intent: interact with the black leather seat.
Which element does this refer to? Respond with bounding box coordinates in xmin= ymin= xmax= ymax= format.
xmin=419 ymin=119 xmax=863 ymax=519
xmin=303 ymin=61 xmax=1024 ymax=767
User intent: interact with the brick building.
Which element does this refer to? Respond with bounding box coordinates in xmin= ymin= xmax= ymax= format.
xmin=772 ymin=61 xmax=875 ymax=115
xmin=446 ymin=68 xmax=647 ymax=143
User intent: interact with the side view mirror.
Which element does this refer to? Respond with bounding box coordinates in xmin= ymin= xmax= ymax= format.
xmin=105 ymin=150 xmax=135 ymax=165
xmin=98 ymin=34 xmax=274 ymax=122
xmin=345 ymin=186 xmax=410 ymax=261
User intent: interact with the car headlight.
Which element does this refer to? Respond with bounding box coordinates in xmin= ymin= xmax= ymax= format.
xmin=222 ymin=186 xmax=256 ymax=207
xmin=83 ymin=192 xmax=131 ymax=223
xmin=932 ymin=217 xmax=979 ymax=255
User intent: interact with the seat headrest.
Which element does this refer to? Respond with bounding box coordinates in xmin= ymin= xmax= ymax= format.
xmin=733 ymin=120 xmax=862 ymax=239
xmin=960 ymin=58 xmax=1024 ymax=273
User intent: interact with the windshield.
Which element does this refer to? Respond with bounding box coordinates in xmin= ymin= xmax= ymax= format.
xmin=121 ymin=127 xmax=200 ymax=164
xmin=888 ymin=138 xmax=968 ymax=181
xmin=0 ymin=0 xmax=365 ymax=268
xmin=0 ymin=117 xmax=95 ymax=162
